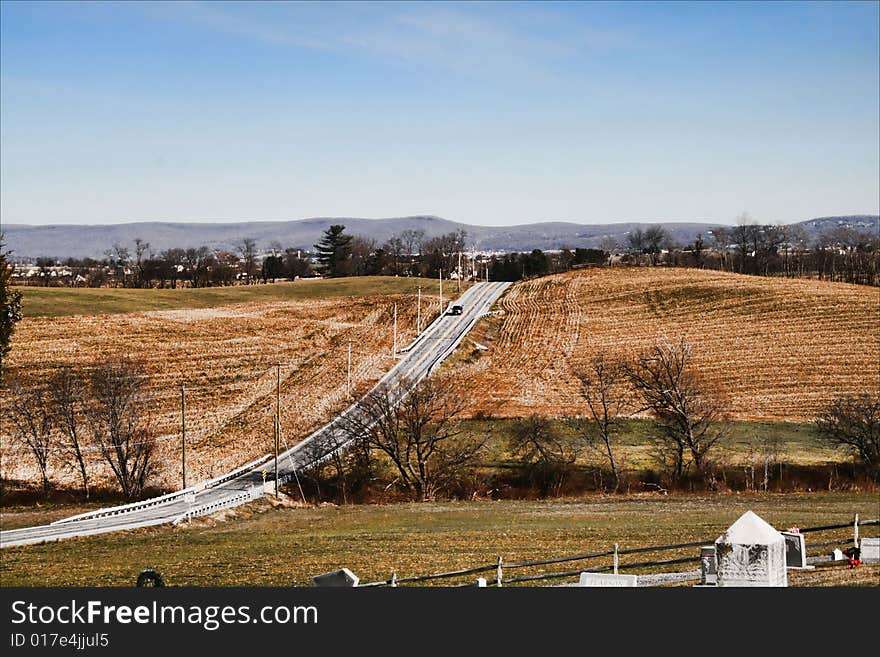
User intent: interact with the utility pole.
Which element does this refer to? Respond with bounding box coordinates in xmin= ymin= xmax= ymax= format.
xmin=274 ymin=363 xmax=281 ymax=498
xmin=417 ymin=286 xmax=422 ymax=332
xmin=392 ymin=303 xmax=398 ymax=357
xmin=439 ymin=269 xmax=444 ymax=315
xmin=180 ymin=384 xmax=186 ymax=490
xmin=347 ymin=340 xmax=352 ymax=396
xmin=457 ymin=251 xmax=462 ymax=292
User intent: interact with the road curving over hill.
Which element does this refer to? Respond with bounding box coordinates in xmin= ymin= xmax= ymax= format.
xmin=0 ymin=282 xmax=511 ymax=548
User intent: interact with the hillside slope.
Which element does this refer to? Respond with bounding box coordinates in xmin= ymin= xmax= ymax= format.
xmin=1 ymin=282 xmax=441 ymax=490
xmin=445 ymin=268 xmax=879 ymax=422
xmin=5 ymin=215 xmax=876 ymax=260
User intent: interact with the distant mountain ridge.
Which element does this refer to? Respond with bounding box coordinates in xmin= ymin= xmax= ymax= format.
xmin=3 ymin=215 xmax=877 ymax=260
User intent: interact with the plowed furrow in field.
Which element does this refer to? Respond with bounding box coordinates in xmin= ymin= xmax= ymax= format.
xmin=447 ymin=268 xmax=879 ymax=421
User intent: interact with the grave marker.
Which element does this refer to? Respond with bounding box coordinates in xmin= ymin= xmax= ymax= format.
xmin=312 ymin=568 xmax=359 ymax=587
xmin=715 ymin=510 xmax=787 ymax=587
xmin=700 ymin=546 xmax=718 ymax=585
xmin=577 ymin=572 xmax=638 ymax=587
xmin=781 ymin=531 xmax=813 ymax=569
xmin=860 ymin=537 xmax=880 ymax=563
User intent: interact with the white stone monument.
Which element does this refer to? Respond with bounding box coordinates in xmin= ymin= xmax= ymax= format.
xmin=860 ymin=537 xmax=880 ymax=563
xmin=312 ymin=568 xmax=359 ymax=587
xmin=577 ymin=572 xmax=638 ymax=587
xmin=715 ymin=511 xmax=787 ymax=587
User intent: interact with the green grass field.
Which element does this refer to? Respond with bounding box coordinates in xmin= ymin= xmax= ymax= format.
xmin=15 ymin=277 xmax=455 ymax=317
xmin=1 ymin=493 xmax=876 ymax=586
xmin=466 ymin=417 xmax=841 ymax=471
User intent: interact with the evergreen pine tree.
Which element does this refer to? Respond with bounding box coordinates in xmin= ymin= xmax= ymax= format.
xmin=0 ymin=234 xmax=23 ymax=382
xmin=314 ymin=225 xmax=353 ymax=277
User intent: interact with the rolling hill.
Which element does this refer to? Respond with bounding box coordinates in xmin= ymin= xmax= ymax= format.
xmin=5 ymin=215 xmax=876 ymax=260
xmin=443 ymin=267 xmax=880 ymax=422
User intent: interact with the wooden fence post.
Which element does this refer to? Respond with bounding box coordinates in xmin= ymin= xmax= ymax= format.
xmin=390 ymin=570 xmax=398 ymax=588
xmin=613 ymin=543 xmax=619 ymax=575
xmin=496 ymin=556 xmax=503 ymax=587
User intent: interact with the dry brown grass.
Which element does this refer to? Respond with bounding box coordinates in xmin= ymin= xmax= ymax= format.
xmin=1 ymin=291 xmax=439 ymax=490
xmin=1 ymin=492 xmax=875 ymax=586
xmin=445 ymin=267 xmax=879 ymax=422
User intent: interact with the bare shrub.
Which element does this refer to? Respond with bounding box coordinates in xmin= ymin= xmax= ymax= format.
xmin=7 ymin=382 xmax=54 ymax=497
xmin=626 ymin=338 xmax=730 ymax=481
xmin=509 ymin=415 xmax=581 ymax=496
xmin=87 ymin=358 xmax=156 ymax=500
xmin=571 ymin=355 xmax=632 ymax=491
xmin=342 ymin=376 xmax=486 ymax=501
xmin=815 ymin=393 xmax=879 ymax=479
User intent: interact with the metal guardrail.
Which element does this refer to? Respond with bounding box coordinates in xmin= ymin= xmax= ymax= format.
xmin=427 ymin=284 xmax=508 ymax=376
xmin=50 ymin=454 xmax=274 ymax=526
xmin=50 ymin=487 xmax=198 ymax=525
xmin=173 ymin=486 xmax=264 ymax=524
xmin=198 ymin=454 xmax=273 ymax=491
xmin=397 ymin=310 xmax=446 ymax=354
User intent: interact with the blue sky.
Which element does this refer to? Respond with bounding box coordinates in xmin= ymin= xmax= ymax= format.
xmin=1 ymin=0 xmax=878 ymax=226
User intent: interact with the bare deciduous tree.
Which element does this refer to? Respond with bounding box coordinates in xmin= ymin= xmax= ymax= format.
xmin=298 ymin=431 xmax=373 ymax=504
xmin=237 ymin=238 xmax=259 ymax=283
xmin=626 ymin=338 xmax=729 ymax=481
xmin=7 ymin=383 xmax=54 ymax=497
xmin=509 ymin=415 xmax=581 ymax=496
xmin=342 ymin=377 xmax=485 ymax=501
xmin=48 ymin=366 xmax=90 ymax=499
xmin=572 ymin=355 xmax=631 ymax=491
xmin=815 ymin=393 xmax=879 ymax=479
xmin=87 ymin=358 xmax=156 ymax=499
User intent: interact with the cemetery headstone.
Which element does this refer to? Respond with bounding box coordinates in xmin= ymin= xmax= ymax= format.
xmin=781 ymin=531 xmax=812 ymax=569
xmin=312 ymin=568 xmax=359 ymax=587
xmin=860 ymin=537 xmax=880 ymax=563
xmin=700 ymin=546 xmax=718 ymax=585
xmin=577 ymin=572 xmax=638 ymax=587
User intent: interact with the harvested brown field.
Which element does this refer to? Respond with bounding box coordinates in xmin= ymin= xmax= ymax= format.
xmin=445 ymin=268 xmax=879 ymax=422
xmin=1 ymin=283 xmax=443 ymax=491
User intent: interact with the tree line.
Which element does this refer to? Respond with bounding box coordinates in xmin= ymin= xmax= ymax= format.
xmin=621 ymin=220 xmax=879 ymax=286
xmin=5 ymin=340 xmax=876 ymax=504
xmin=11 ymin=218 xmax=879 ymax=289
xmin=19 ymin=238 xmax=315 ymax=289
xmin=5 ymin=358 xmax=156 ymax=500
xmin=300 ymin=338 xmax=879 ymax=503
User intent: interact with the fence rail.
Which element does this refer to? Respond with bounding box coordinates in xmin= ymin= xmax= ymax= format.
xmin=359 ymin=516 xmax=879 ymax=588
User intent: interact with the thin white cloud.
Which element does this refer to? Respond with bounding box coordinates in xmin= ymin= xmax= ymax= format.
xmin=134 ymin=1 xmax=632 ymax=83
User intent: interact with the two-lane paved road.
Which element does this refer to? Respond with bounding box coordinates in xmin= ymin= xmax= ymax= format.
xmin=0 ymin=282 xmax=510 ymax=548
